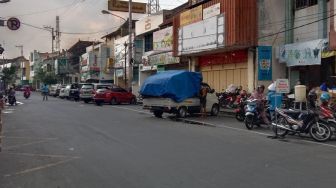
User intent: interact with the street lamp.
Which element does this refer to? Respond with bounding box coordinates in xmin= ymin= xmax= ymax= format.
xmin=101 ymin=9 xmax=131 ymax=88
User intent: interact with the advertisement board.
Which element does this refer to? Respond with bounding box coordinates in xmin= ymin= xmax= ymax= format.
xmin=276 ymin=79 xmax=290 ymax=94
xmin=153 ymin=26 xmax=173 ymax=51
xmin=108 ymin=0 xmax=146 ymax=14
xmin=149 ymin=52 xmax=179 ymax=65
xmin=258 ymin=46 xmax=272 ymax=81
xmin=114 ymin=35 xmax=133 ymax=68
xmin=178 ymin=14 xmax=225 ymax=55
xmin=279 ymin=39 xmax=327 ymax=66
xmin=136 ymin=14 xmax=163 ymax=36
xmin=203 ymin=3 xmax=220 ymax=20
xmin=55 ymin=58 xmax=68 ymax=75
xmin=180 ymin=5 xmax=202 ymax=27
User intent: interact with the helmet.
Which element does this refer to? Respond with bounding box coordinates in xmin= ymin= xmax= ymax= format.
xmin=268 ymin=83 xmax=276 ymax=91
xmin=257 ymin=85 xmax=265 ymax=91
xmin=320 ymin=92 xmax=331 ymax=103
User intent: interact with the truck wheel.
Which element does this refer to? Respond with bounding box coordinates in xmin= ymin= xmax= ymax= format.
xmin=84 ymin=99 xmax=90 ymax=103
xmin=153 ymin=111 xmax=163 ymax=118
xmin=177 ymin=107 xmax=187 ymax=118
xmin=211 ymin=104 xmax=219 ymax=116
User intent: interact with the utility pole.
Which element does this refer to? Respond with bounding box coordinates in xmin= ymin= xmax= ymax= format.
xmin=124 ymin=42 xmax=127 ymax=88
xmin=128 ymin=0 xmax=132 ymax=91
xmin=44 ymin=26 xmax=55 ymax=53
xmin=56 ymin=16 xmax=61 ymax=53
xmin=15 ymin=45 xmax=23 ymax=85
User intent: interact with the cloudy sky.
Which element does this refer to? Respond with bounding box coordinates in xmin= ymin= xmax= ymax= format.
xmin=0 ymin=0 xmax=187 ymax=58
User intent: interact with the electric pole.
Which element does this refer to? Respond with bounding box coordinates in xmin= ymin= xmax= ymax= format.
xmin=15 ymin=45 xmax=24 ymax=85
xmin=56 ymin=16 xmax=61 ymax=52
xmin=44 ymin=26 xmax=55 ymax=53
xmin=128 ymin=0 xmax=132 ymax=90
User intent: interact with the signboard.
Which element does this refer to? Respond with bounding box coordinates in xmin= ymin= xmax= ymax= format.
xmin=116 ymin=69 xmax=124 ymax=77
xmin=180 ymin=5 xmax=203 ymax=27
xmin=178 ymin=14 xmax=225 ymax=55
xmin=153 ymin=26 xmax=173 ymax=51
xmin=114 ymin=35 xmax=133 ymax=68
xmin=136 ymin=14 xmax=163 ymax=36
xmin=149 ymin=52 xmax=179 ymax=65
xmin=275 ymin=79 xmax=290 ymax=94
xmin=258 ymin=46 xmax=272 ymax=81
xmin=108 ymin=0 xmax=146 ymax=14
xmin=55 ymin=58 xmax=68 ymax=75
xmin=7 ymin=17 xmax=20 ymax=31
xmin=203 ymin=3 xmax=220 ymax=20
xmin=279 ymin=39 xmax=328 ymax=66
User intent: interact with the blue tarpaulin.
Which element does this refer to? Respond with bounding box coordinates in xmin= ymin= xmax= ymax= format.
xmin=140 ymin=70 xmax=202 ymax=102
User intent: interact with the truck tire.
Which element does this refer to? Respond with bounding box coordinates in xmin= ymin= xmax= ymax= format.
xmin=177 ymin=107 xmax=187 ymax=118
xmin=211 ymin=104 xmax=219 ymax=116
xmin=153 ymin=111 xmax=163 ymax=118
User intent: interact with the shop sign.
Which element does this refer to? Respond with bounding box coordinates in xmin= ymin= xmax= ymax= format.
xmin=108 ymin=0 xmax=147 ymax=14
xmin=136 ymin=14 xmax=163 ymax=36
xmin=149 ymin=52 xmax=179 ymax=65
xmin=55 ymin=58 xmax=68 ymax=75
xmin=276 ymin=79 xmax=290 ymax=94
xmin=258 ymin=46 xmax=272 ymax=81
xmin=116 ymin=69 xmax=124 ymax=77
xmin=140 ymin=65 xmax=157 ymax=72
xmin=81 ymin=65 xmax=89 ymax=72
xmin=203 ymin=3 xmax=220 ymax=20
xmin=279 ymin=39 xmax=328 ymax=66
xmin=153 ymin=26 xmax=173 ymax=51
xmin=180 ymin=5 xmax=203 ymax=27
xmin=178 ymin=14 xmax=225 ymax=55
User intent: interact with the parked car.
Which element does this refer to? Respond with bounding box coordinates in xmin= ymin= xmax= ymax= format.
xmin=69 ymin=83 xmax=85 ymax=101
xmin=63 ymin=84 xmax=72 ymax=99
xmin=93 ymin=87 xmax=136 ymax=106
xmin=80 ymin=83 xmax=113 ymax=103
xmin=49 ymin=84 xmax=58 ymax=96
xmin=79 ymin=83 xmax=94 ymax=103
xmin=59 ymin=85 xmax=67 ymax=99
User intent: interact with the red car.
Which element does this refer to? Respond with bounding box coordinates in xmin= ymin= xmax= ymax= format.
xmin=93 ymin=87 xmax=136 ymax=105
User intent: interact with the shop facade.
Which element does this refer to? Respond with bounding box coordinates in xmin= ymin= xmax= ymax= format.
xmin=173 ymin=0 xmax=257 ymax=92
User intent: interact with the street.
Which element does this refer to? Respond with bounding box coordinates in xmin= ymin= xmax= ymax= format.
xmin=0 ymin=92 xmax=335 ymax=188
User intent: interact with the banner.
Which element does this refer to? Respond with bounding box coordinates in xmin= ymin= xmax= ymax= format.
xmin=279 ymin=39 xmax=328 ymax=66
xmin=258 ymin=46 xmax=272 ymax=81
xmin=153 ymin=26 xmax=173 ymax=51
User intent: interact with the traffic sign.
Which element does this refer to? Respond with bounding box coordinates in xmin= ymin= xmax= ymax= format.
xmin=7 ymin=17 xmax=20 ymax=31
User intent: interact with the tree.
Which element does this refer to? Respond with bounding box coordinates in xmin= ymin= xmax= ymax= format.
xmin=33 ymin=68 xmax=57 ymax=85
xmin=2 ymin=66 xmax=17 ymax=88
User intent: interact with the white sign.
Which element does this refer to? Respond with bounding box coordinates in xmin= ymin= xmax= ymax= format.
xmin=276 ymin=79 xmax=290 ymax=94
xmin=279 ymin=39 xmax=328 ymax=66
xmin=203 ymin=3 xmax=220 ymax=20
xmin=114 ymin=35 xmax=133 ymax=68
xmin=153 ymin=26 xmax=173 ymax=51
xmin=149 ymin=52 xmax=179 ymax=65
xmin=178 ymin=14 xmax=225 ymax=55
xmin=136 ymin=14 xmax=164 ymax=36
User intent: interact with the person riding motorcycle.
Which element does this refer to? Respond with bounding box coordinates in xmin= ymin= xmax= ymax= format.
xmin=8 ymin=87 xmax=16 ymax=105
xmin=24 ymin=86 xmax=31 ymax=97
xmin=249 ymin=85 xmax=271 ymax=125
xmin=320 ymin=92 xmax=331 ymax=107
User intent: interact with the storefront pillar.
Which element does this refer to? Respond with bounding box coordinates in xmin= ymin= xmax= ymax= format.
xmin=247 ymin=49 xmax=255 ymax=92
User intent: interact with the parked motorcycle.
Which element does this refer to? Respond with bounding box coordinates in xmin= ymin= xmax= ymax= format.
xmin=234 ymin=91 xmax=249 ymax=122
xmin=24 ymin=91 xmax=30 ymax=99
xmin=272 ymin=108 xmax=332 ymax=142
xmin=216 ymin=88 xmax=241 ymax=109
xmin=244 ymin=99 xmax=271 ymax=130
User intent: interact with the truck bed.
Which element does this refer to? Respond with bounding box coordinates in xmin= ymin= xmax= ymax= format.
xmin=143 ymin=97 xmax=200 ymax=108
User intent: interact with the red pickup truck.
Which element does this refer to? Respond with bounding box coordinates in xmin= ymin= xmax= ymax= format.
xmin=93 ymin=87 xmax=136 ymax=105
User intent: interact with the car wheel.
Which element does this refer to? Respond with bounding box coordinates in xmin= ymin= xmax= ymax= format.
xmin=110 ymin=98 xmax=117 ymax=105
xmin=95 ymin=101 xmax=103 ymax=106
xmin=153 ymin=111 xmax=163 ymax=118
xmin=130 ymin=98 xmax=136 ymax=105
xmin=84 ymin=99 xmax=89 ymax=104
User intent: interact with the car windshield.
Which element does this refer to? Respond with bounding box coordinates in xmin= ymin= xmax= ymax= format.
xmin=82 ymin=84 xmax=93 ymax=89
xmin=97 ymin=85 xmax=111 ymax=90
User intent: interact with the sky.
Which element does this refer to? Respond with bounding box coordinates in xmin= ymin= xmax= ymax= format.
xmin=0 ymin=0 xmax=187 ymax=59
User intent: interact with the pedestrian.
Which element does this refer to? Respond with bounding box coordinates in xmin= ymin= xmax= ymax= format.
xmin=200 ymin=83 xmax=208 ymax=118
xmin=0 ymin=93 xmax=4 ymax=152
xmin=41 ymin=84 xmax=49 ymax=101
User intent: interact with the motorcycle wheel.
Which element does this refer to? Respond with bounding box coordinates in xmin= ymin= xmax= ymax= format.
xmin=235 ymin=113 xmax=244 ymax=122
xmin=309 ymin=122 xmax=332 ymax=142
xmin=272 ymin=116 xmax=289 ymax=137
xmin=245 ymin=116 xmax=254 ymax=130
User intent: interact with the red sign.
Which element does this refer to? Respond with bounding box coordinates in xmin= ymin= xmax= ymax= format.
xmin=7 ymin=17 xmax=20 ymax=31
xmin=198 ymin=50 xmax=248 ymax=67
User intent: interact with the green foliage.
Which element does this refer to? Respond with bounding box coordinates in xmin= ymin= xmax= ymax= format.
xmin=33 ymin=68 xmax=57 ymax=85
xmin=2 ymin=66 xmax=17 ymax=86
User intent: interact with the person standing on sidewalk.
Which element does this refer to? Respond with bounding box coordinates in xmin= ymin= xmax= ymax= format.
xmin=41 ymin=84 xmax=49 ymax=101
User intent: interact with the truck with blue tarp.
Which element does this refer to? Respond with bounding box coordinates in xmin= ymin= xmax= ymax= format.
xmin=140 ymin=70 xmax=219 ymax=118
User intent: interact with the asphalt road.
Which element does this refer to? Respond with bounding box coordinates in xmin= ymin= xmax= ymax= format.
xmin=1 ymin=92 xmax=336 ymax=188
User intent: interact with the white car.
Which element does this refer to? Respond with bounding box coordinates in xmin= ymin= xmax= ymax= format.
xmin=63 ymin=84 xmax=71 ymax=99
xmin=58 ymin=85 xmax=67 ymax=99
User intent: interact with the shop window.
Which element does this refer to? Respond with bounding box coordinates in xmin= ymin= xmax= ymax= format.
xmin=295 ymin=0 xmax=317 ymax=10
xmin=144 ymin=34 xmax=153 ymax=52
